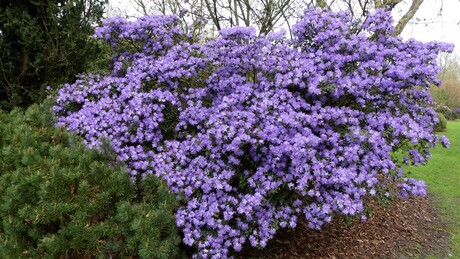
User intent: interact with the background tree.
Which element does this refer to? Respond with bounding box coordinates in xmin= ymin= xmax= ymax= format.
xmin=111 ymin=0 xmax=311 ymax=38
xmin=437 ymin=53 xmax=460 ymax=81
xmin=118 ymin=0 xmax=429 ymax=37
xmin=315 ymin=0 xmax=424 ymax=35
xmin=0 ymin=0 xmax=107 ymax=110
xmin=431 ymin=53 xmax=460 ymax=119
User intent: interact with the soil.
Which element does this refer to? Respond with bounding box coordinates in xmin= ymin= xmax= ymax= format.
xmin=239 ymin=195 xmax=452 ymax=258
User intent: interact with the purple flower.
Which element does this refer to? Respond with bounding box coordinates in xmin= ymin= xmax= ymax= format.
xmin=440 ymin=135 xmax=450 ymax=148
xmin=398 ymin=178 xmax=427 ymax=198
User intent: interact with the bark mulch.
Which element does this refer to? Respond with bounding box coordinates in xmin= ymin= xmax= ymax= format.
xmin=239 ymin=195 xmax=451 ymax=258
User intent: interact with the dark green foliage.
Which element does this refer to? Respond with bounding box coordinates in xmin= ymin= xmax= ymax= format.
xmin=434 ymin=112 xmax=447 ymax=132
xmin=0 ymin=0 xmax=108 ymax=110
xmin=0 ymin=101 xmax=180 ymax=258
xmin=159 ymin=102 xmax=180 ymax=140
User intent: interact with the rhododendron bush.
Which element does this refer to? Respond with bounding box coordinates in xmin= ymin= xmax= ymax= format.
xmin=54 ymin=8 xmax=452 ymax=258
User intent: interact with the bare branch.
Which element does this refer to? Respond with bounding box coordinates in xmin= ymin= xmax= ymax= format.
xmin=232 ymin=0 xmax=239 ymax=26
xmin=132 ymin=0 xmax=149 ymax=15
xmin=393 ymin=0 xmax=424 ymax=35
xmin=344 ymin=0 xmax=355 ymax=18
xmin=243 ymin=0 xmax=251 ymax=26
xmin=204 ymin=0 xmax=221 ymax=31
xmin=124 ymin=0 xmax=428 ymax=39
xmin=357 ymin=0 xmax=370 ymax=16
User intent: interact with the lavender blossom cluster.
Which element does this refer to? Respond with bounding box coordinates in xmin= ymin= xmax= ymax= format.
xmin=54 ymin=8 xmax=452 ymax=258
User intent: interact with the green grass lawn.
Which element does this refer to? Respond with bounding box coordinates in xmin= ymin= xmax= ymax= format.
xmin=405 ymin=121 xmax=460 ymax=256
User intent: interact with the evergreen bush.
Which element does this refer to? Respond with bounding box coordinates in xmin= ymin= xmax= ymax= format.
xmin=434 ymin=112 xmax=448 ymax=132
xmin=0 ymin=0 xmax=108 ymax=110
xmin=0 ymin=101 xmax=180 ymax=258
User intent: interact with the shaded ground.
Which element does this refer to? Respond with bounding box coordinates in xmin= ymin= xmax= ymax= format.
xmin=239 ymin=195 xmax=451 ymax=258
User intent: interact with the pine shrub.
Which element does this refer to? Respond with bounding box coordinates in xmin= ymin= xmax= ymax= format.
xmin=0 ymin=101 xmax=180 ymax=258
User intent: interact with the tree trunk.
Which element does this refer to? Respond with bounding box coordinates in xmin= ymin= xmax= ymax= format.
xmin=393 ymin=0 xmax=424 ymax=35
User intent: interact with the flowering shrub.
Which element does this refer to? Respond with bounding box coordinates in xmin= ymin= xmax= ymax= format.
xmin=54 ymin=8 xmax=453 ymax=258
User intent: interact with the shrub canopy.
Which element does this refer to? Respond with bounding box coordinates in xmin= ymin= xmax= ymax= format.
xmin=54 ymin=8 xmax=452 ymax=258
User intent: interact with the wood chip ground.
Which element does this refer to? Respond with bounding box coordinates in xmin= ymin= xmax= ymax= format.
xmin=239 ymin=195 xmax=451 ymax=258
